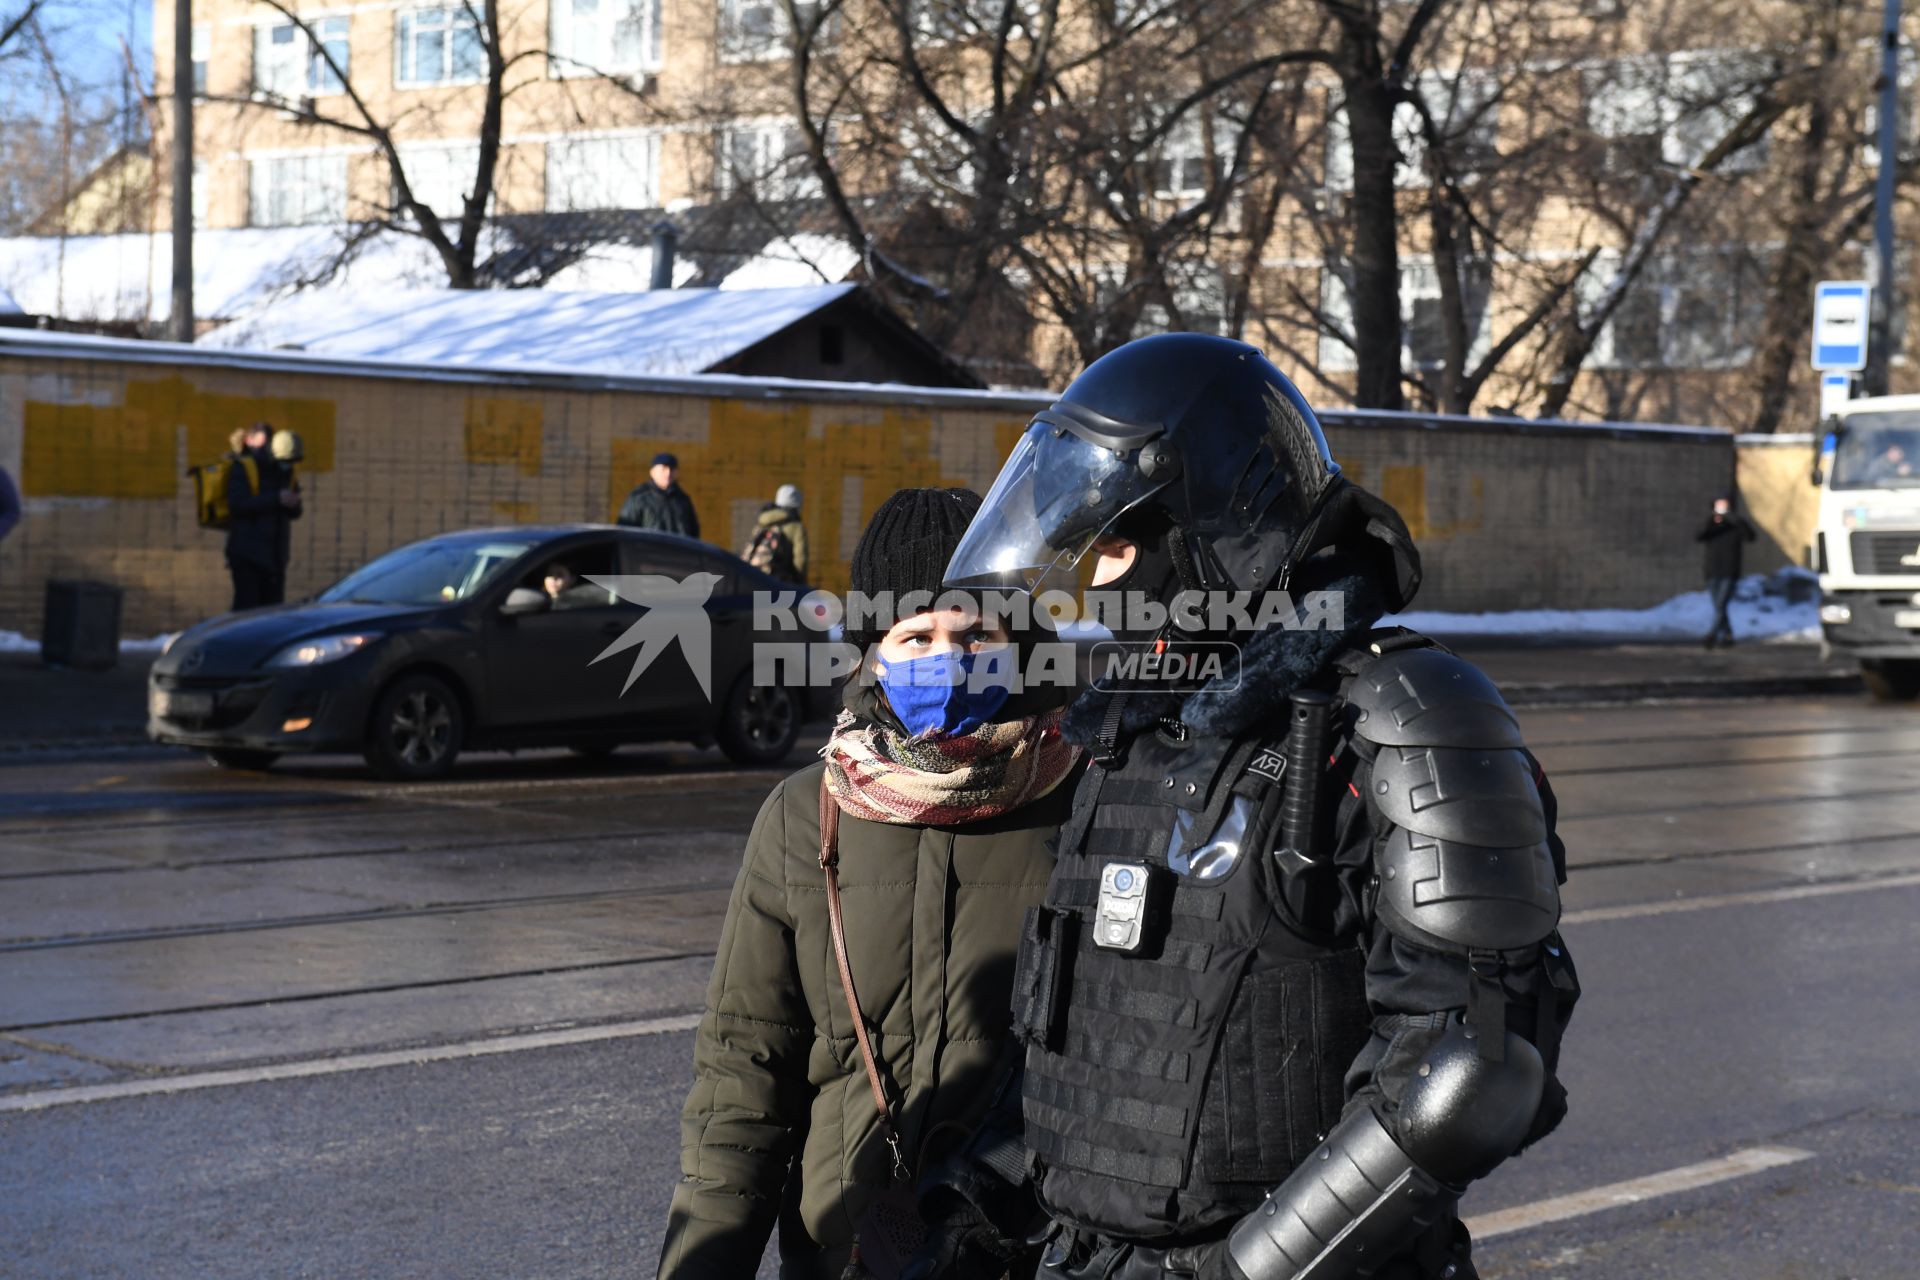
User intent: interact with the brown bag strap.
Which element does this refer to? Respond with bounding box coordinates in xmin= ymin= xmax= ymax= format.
xmin=819 ymin=775 xmax=910 ymax=1185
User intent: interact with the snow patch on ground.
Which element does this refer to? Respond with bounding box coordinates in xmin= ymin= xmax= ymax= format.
xmin=0 ymin=630 xmax=175 ymax=655
xmin=1386 ymin=569 xmax=1821 ymax=642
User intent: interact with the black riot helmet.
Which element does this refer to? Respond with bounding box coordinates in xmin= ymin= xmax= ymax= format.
xmin=945 ymin=334 xmax=1345 ymax=598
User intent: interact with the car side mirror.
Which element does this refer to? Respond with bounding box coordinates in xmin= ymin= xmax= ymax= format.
xmin=501 ymin=587 xmax=550 ymax=616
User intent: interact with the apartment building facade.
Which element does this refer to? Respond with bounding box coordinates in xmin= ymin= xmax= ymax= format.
xmin=155 ymin=0 xmax=812 ymax=231
xmin=147 ymin=0 xmax=1916 ymax=420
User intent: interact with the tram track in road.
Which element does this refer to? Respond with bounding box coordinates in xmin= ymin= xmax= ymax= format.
xmin=0 ymin=813 xmax=761 ymax=882
xmin=0 ymin=878 xmax=735 ymax=952
xmin=0 ymin=948 xmax=720 ymax=1036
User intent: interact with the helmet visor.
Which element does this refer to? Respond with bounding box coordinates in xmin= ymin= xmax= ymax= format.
xmin=944 ymin=418 xmax=1172 ymax=592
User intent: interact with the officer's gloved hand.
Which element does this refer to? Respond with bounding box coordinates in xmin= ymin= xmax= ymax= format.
xmin=900 ymin=1189 xmax=1023 ymax=1280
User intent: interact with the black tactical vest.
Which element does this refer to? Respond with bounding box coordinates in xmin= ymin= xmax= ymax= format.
xmin=1012 ymin=719 xmax=1373 ymax=1241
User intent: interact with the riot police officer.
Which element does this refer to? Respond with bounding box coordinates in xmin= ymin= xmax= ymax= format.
xmin=925 ymin=334 xmax=1580 ymax=1280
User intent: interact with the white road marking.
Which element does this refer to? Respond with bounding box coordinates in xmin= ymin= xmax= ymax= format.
xmin=1464 ymin=1145 xmax=1815 ymax=1240
xmin=1562 ymin=870 xmax=1920 ymax=925
xmin=0 ymin=1013 xmax=704 ymax=1114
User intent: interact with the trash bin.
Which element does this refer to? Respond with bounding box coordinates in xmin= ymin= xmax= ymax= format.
xmin=42 ymin=579 xmax=123 ymax=670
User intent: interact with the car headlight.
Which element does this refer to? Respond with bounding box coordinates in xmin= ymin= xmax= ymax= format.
xmin=1819 ymin=603 xmax=1852 ymax=625
xmin=265 ymin=634 xmax=375 ymax=668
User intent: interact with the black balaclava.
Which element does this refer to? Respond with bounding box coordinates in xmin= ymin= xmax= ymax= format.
xmin=1091 ymin=508 xmax=1188 ymax=646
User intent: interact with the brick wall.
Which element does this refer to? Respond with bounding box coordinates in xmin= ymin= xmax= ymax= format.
xmin=2 ymin=335 xmax=1742 ymax=637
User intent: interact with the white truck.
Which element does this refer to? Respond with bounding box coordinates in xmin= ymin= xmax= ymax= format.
xmin=1813 ymin=395 xmax=1920 ymax=701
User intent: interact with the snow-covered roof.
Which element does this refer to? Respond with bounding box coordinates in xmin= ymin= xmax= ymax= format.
xmin=0 ymin=226 xmax=455 ymax=325
xmin=196 ymin=283 xmax=861 ymax=376
xmin=0 ymin=222 xmax=863 ymax=328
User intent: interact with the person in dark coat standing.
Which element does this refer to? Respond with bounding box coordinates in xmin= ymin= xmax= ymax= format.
xmin=617 ymin=451 xmax=700 ymax=538
xmin=1696 ymin=493 xmax=1757 ymax=648
xmin=226 ymin=423 xmax=301 ymax=611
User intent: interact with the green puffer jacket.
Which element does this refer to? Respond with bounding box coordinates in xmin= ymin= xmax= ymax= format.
xmin=659 ymin=759 xmax=1071 ymax=1279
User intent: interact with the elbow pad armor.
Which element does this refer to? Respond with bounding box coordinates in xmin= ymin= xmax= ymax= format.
xmin=1221 ymin=1023 xmax=1544 ymax=1280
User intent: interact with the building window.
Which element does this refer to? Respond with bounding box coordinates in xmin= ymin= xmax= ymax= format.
xmin=546 ymin=133 xmax=659 ymax=210
xmin=719 ymin=0 xmax=826 ymax=62
xmin=396 ymin=6 xmax=485 ymax=87
xmin=1402 ymin=258 xmax=1491 ymax=371
xmin=248 ymin=153 xmax=348 ymax=226
xmin=717 ymin=122 xmax=821 ymax=200
xmin=550 ymin=0 xmax=661 ymax=75
xmin=1583 ymin=52 xmax=1769 ymax=175
xmin=1589 ymin=251 xmax=1767 ymax=369
xmin=192 ymin=160 xmax=207 ymax=227
xmin=1151 ymin=116 xmax=1231 ymax=201
xmin=191 ymin=23 xmax=210 ymax=95
xmin=1325 ymin=70 xmax=1498 ymax=192
xmin=253 ymin=17 xmax=350 ymax=99
xmin=1137 ymin=265 xmax=1229 ymax=337
xmin=1317 ymin=259 xmax=1490 ymax=373
xmin=394 ymin=143 xmax=483 ymax=221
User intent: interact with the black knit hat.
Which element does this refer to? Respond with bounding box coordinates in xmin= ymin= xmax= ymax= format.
xmin=846 ymin=487 xmax=982 ymax=649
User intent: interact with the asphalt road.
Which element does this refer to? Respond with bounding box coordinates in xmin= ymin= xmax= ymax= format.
xmin=2 ymin=695 xmax=1918 ymax=1278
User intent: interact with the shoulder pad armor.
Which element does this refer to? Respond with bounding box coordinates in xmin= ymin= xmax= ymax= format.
xmin=1346 ymin=647 xmax=1525 ymax=750
xmin=1376 ymin=826 xmax=1560 ymax=952
xmin=1370 ymin=745 xmax=1547 ymax=848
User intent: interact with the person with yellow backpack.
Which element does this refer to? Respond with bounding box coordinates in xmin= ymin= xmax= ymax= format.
xmin=218 ymin=422 xmax=300 ymax=610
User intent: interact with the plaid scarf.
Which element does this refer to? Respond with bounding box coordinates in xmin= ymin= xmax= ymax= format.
xmin=822 ymin=708 xmax=1081 ymax=826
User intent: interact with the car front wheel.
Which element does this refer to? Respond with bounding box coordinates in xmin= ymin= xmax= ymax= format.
xmin=715 ymin=675 xmax=801 ymax=766
xmin=1861 ymin=659 xmax=1920 ymax=703
xmin=365 ymin=673 xmax=465 ymax=780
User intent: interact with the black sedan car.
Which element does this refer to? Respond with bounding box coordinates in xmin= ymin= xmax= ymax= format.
xmin=149 ymin=526 xmax=829 ymax=779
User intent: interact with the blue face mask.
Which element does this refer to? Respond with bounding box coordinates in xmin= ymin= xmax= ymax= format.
xmin=875 ymin=648 xmax=1015 ymax=739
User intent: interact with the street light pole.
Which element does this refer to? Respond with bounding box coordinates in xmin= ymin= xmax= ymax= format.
xmin=1865 ymin=0 xmax=1903 ymax=396
xmin=168 ymin=0 xmax=194 ymax=342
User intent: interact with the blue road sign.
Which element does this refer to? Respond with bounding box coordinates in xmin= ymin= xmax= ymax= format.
xmin=1812 ymin=281 xmax=1869 ymax=371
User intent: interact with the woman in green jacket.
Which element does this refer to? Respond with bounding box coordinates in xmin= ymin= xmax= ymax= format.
xmin=659 ymin=488 xmax=1080 ymax=1280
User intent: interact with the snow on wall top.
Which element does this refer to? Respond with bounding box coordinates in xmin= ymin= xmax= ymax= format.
xmin=194 ymin=283 xmax=859 ymax=375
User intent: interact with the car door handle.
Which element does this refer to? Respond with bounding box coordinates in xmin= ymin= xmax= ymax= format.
xmin=600 ymin=620 xmax=628 ymax=636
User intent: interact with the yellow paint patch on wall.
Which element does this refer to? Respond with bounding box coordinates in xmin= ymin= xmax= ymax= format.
xmin=1426 ymin=475 xmax=1486 ymax=541
xmin=606 ymin=399 xmax=987 ymax=593
xmin=21 ymin=374 xmax=336 ymax=499
xmin=1380 ymin=464 xmax=1428 ymax=541
xmin=22 ymin=398 xmax=174 ymax=498
xmin=1736 ymin=444 xmax=1819 ymax=569
xmin=183 ymin=387 xmax=337 ymax=472
xmin=465 ymin=398 xmax=544 ymax=476
xmin=492 ymin=500 xmax=540 ymax=522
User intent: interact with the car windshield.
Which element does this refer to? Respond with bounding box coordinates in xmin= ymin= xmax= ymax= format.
xmin=318 ymin=536 xmax=539 ymax=605
xmin=1831 ymin=411 xmax=1920 ymax=489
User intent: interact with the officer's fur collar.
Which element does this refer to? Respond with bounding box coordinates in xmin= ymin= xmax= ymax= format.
xmin=1061 ymin=567 xmax=1390 ymax=745
xmin=1062 ymin=480 xmax=1416 ymax=747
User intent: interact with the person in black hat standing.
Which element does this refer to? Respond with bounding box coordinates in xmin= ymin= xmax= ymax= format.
xmin=659 ymin=487 xmax=1078 ymax=1280
xmin=618 ymin=451 xmax=701 ymax=538
xmin=1695 ymin=494 xmax=1756 ymax=649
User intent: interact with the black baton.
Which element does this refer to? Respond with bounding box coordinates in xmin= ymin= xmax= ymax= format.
xmin=1277 ymin=689 xmax=1334 ymax=860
